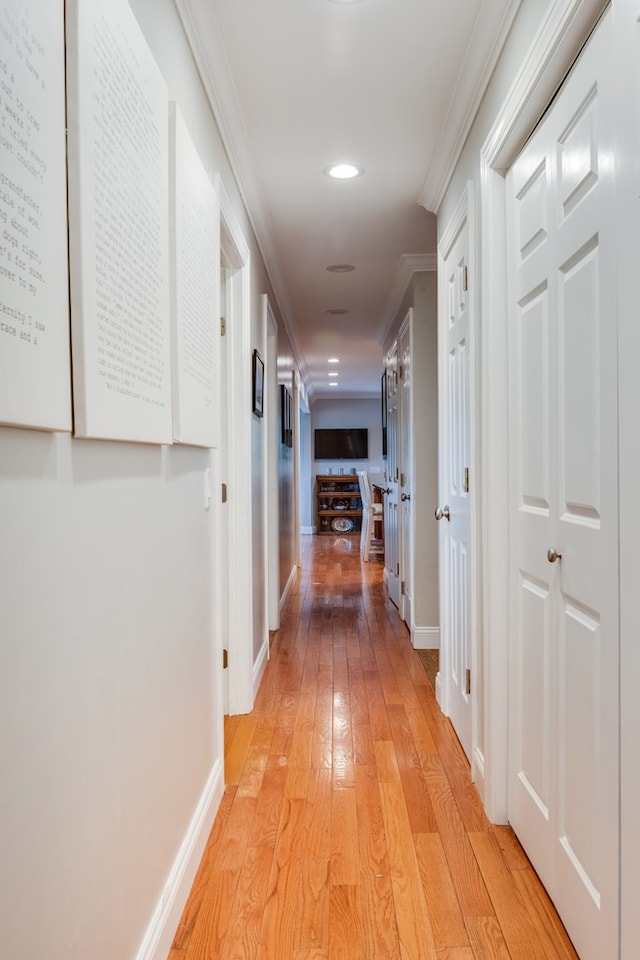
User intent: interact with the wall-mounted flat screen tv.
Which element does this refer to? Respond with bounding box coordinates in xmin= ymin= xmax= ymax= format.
xmin=314 ymin=428 xmax=368 ymax=460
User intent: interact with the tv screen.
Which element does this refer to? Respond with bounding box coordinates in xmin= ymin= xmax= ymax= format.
xmin=314 ymin=428 xmax=368 ymax=460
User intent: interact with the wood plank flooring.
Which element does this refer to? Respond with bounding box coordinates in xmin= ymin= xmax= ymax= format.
xmin=168 ymin=534 xmax=579 ymax=960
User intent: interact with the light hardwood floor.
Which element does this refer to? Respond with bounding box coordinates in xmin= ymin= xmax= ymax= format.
xmin=168 ymin=534 xmax=579 ymax=960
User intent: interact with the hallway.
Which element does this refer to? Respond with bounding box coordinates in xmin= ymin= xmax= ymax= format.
xmin=168 ymin=535 xmax=578 ymax=960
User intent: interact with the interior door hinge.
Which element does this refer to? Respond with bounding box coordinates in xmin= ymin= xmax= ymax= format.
xmin=462 ymin=265 xmax=469 ymax=292
xmin=396 ymin=563 xmax=400 ymax=576
xmin=399 ymin=364 xmax=403 ymax=379
xmin=464 ymin=466 xmax=469 ymax=493
xmin=221 ymin=482 xmax=228 ymax=503
xmin=401 ymin=580 xmax=406 ymax=596
xmin=223 ymin=649 xmax=228 ymax=669
xmin=465 ymin=668 xmax=471 ymax=696
xmin=220 ymin=316 xmax=226 ymax=336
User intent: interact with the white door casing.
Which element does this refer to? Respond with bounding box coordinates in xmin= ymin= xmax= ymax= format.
xmin=506 ymin=10 xmax=619 ymax=959
xmin=384 ymin=344 xmax=400 ymax=609
xmin=219 ymin=265 xmax=230 ymax=715
xmin=220 ymin=185 xmax=254 ymax=715
xmin=399 ymin=313 xmax=413 ymax=628
xmin=263 ymin=296 xmax=280 ymax=632
xmin=437 ymin=182 xmax=474 ymax=762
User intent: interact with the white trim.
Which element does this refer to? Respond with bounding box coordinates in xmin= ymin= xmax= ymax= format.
xmin=174 ymin=0 xmax=306 ymax=384
xmin=473 ymin=746 xmax=486 ymax=788
xmin=479 ymin=0 xmax=605 ymax=823
xmin=292 ymin=374 xmax=302 ymax=569
xmin=253 ymin=635 xmax=269 ymax=703
xmin=263 ymin=295 xmax=280 ymax=633
xmin=411 ymin=626 xmax=440 ymax=650
xmin=421 ymin=0 xmax=523 ymax=212
xmin=484 ymin=0 xmax=607 ymax=173
xmin=135 ymin=761 xmax=224 ymax=960
xmin=220 ymin=182 xmax=255 ymax=716
xmin=380 ymin=254 xmax=436 ymax=350
xmin=435 ymin=672 xmax=445 ymax=711
xmin=279 ymin=563 xmax=297 ymax=614
xmin=301 ymin=525 xmax=316 ymax=536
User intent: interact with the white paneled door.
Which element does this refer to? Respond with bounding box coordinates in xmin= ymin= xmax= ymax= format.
xmin=399 ymin=313 xmax=413 ymax=628
xmin=384 ymin=345 xmax=400 ymax=609
xmin=438 ymin=186 xmax=473 ymax=761
xmin=507 ymin=10 xmax=619 ymax=960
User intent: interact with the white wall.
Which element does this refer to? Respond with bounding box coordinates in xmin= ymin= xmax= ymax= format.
xmin=0 ymin=431 xmax=219 ymax=960
xmin=0 ymin=0 xmax=279 ymax=957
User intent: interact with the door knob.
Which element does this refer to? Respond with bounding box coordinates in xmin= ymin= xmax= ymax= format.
xmin=401 ymin=493 xmax=411 ymax=502
xmin=547 ymin=547 xmax=562 ymax=563
xmin=381 ymin=487 xmax=391 ymax=495
xmin=435 ymin=505 xmax=450 ymax=521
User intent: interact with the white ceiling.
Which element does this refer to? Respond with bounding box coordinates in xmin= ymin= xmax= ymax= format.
xmin=177 ymin=0 xmax=521 ymax=400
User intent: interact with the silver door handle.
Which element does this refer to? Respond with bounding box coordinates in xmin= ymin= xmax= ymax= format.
xmin=547 ymin=547 xmax=562 ymax=563
xmin=401 ymin=493 xmax=411 ymax=502
xmin=435 ymin=505 xmax=450 ymax=521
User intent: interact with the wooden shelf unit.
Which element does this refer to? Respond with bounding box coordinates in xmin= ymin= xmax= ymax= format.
xmin=315 ymin=474 xmax=363 ymax=535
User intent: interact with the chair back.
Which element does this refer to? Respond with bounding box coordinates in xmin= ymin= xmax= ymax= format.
xmin=357 ymin=470 xmax=373 ymax=510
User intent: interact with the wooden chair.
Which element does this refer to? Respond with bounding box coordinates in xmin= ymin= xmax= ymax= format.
xmin=357 ymin=471 xmax=384 ymax=561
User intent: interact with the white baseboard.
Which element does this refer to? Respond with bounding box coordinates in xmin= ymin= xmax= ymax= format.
xmin=253 ymin=634 xmax=269 ymax=701
xmin=301 ymin=525 xmax=315 ymax=535
xmin=135 ymin=759 xmax=224 ymax=960
xmin=473 ymin=745 xmax=485 ymax=795
xmin=411 ymin=626 xmax=440 ymax=650
xmin=435 ymin=671 xmax=446 ymax=713
xmin=279 ymin=563 xmax=297 ymax=613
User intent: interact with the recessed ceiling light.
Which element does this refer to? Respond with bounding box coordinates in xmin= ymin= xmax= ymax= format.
xmin=326 ymin=264 xmax=355 ymax=273
xmin=329 ymin=381 xmax=339 ymax=387
xmin=324 ymin=163 xmax=363 ymax=180
xmin=328 ymin=358 xmax=340 ymax=364
xmin=326 ymin=308 xmax=349 ymax=316
xmin=328 ymin=372 xmax=339 ymax=377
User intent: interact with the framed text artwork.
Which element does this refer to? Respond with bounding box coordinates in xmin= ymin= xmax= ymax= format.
xmin=0 ymin=0 xmax=72 ymax=432
xmin=66 ymin=0 xmax=172 ymax=443
xmin=170 ymin=103 xmax=220 ymax=447
xmin=252 ymin=349 xmax=264 ymax=417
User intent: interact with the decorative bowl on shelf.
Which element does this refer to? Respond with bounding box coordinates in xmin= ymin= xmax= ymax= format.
xmin=331 ymin=517 xmax=354 ymax=532
xmin=332 ymin=499 xmax=349 ymax=510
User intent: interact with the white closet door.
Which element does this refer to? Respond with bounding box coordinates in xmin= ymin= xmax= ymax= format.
xmin=399 ymin=314 xmax=413 ymax=627
xmin=384 ymin=346 xmax=401 ymax=608
xmin=507 ymin=10 xmax=619 ymax=959
xmin=438 ymin=190 xmax=472 ymax=760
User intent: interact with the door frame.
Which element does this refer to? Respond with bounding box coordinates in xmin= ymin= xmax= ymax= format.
xmin=478 ymin=0 xmax=607 ymax=822
xmin=262 ymin=295 xmax=280 ymax=632
xmin=220 ymin=184 xmax=255 ymax=715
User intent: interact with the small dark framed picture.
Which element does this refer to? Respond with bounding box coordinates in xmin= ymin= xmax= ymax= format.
xmin=252 ymin=349 xmax=264 ymax=417
xmin=280 ymin=384 xmax=292 ymax=446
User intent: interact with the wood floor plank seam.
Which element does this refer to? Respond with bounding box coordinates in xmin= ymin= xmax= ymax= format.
xmin=169 ymin=535 xmax=579 ymax=960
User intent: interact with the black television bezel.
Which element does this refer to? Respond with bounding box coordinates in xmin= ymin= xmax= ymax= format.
xmin=314 ymin=427 xmax=368 ymax=460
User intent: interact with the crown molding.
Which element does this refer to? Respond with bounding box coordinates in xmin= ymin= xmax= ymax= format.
xmin=379 ymin=253 xmax=436 ymax=348
xmin=419 ymin=0 xmax=523 ymax=213
xmin=174 ymin=0 xmax=308 ymax=379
